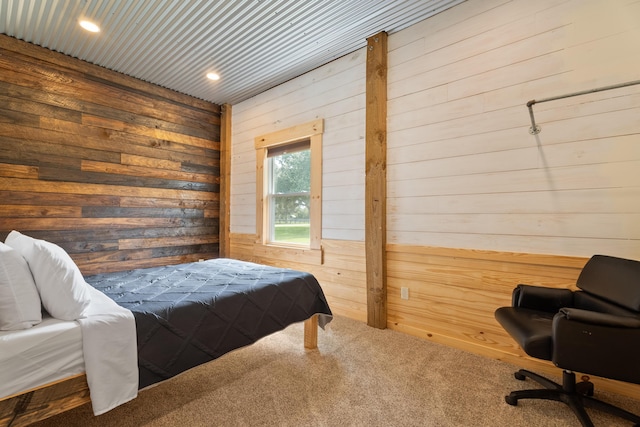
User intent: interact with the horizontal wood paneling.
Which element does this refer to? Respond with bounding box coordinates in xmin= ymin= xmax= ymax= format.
xmin=386 ymin=0 xmax=640 ymax=259
xmin=230 ymin=48 xmax=366 ymax=241
xmin=229 ymin=233 xmax=367 ymax=322
xmin=0 ymin=34 xmax=220 ymax=275
xmin=386 ymin=244 xmax=640 ymax=399
xmin=228 ymin=0 xmax=640 ymax=404
xmin=382 ymin=1 xmax=640 ymax=401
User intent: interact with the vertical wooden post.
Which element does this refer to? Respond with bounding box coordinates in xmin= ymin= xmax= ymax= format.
xmin=219 ymin=104 xmax=232 ymax=258
xmin=365 ymin=32 xmax=388 ymax=329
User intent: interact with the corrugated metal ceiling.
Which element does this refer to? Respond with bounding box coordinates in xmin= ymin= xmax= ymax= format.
xmin=0 ymin=0 xmax=465 ymax=105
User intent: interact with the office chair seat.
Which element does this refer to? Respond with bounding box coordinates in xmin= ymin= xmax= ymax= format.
xmin=495 ymin=307 xmax=554 ymax=360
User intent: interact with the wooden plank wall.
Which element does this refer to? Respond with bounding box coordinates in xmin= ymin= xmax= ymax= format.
xmin=387 ymin=245 xmax=584 ymax=358
xmin=230 ymin=48 xmax=366 ymax=242
xmin=383 ymin=0 xmax=640 ymax=399
xmin=386 ymin=245 xmax=640 ymax=398
xmin=230 ymin=43 xmax=368 ymax=324
xmin=230 ymin=233 xmax=367 ymax=322
xmin=0 ymin=35 xmax=221 ymax=275
xmin=226 ymin=0 xmax=640 ymax=400
xmin=386 ymin=0 xmax=640 ymax=259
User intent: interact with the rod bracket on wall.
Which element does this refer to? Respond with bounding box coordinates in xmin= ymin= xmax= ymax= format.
xmin=526 ymin=79 xmax=640 ymax=135
xmin=527 ymin=100 xmax=540 ymax=135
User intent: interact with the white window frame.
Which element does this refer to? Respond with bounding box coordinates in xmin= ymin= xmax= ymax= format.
xmin=255 ymin=119 xmax=323 ymax=262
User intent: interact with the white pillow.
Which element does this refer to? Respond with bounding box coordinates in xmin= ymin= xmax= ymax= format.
xmin=5 ymin=231 xmax=91 ymax=321
xmin=0 ymin=242 xmax=42 ymax=330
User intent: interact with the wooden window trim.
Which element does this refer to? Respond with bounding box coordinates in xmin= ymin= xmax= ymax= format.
xmin=255 ymin=119 xmax=323 ymax=263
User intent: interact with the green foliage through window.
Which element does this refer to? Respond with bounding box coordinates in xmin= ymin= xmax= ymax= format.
xmin=268 ymin=148 xmax=311 ymax=245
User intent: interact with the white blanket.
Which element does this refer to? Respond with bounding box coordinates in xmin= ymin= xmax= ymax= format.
xmin=78 ymin=286 xmax=138 ymax=415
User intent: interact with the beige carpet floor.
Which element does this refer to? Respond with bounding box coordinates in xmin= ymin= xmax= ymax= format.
xmin=33 ymin=315 xmax=640 ymax=427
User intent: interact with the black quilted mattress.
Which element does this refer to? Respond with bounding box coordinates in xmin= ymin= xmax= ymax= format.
xmin=85 ymin=258 xmax=333 ymax=389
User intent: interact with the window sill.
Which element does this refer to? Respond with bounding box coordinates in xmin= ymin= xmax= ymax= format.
xmin=253 ymin=242 xmax=323 ymax=265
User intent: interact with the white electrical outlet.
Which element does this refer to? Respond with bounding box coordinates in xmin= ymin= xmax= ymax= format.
xmin=401 ymin=287 xmax=409 ymax=300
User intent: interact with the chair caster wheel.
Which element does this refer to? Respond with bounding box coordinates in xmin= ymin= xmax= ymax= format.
xmin=514 ymin=371 xmax=526 ymax=381
xmin=576 ymin=375 xmax=594 ymax=396
xmin=505 ymin=394 xmax=518 ymax=406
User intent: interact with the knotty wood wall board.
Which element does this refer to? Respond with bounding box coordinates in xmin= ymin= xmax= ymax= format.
xmin=365 ymin=31 xmax=388 ymax=329
xmin=229 ymin=233 xmax=368 ymax=322
xmin=385 ymin=243 xmax=640 ymax=399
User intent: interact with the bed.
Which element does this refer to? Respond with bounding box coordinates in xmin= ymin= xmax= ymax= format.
xmin=0 ymin=235 xmax=332 ymax=427
xmin=86 ymin=258 xmax=333 ymax=390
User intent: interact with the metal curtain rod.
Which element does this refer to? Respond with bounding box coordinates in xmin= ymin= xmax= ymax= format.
xmin=526 ymin=79 xmax=640 ymax=134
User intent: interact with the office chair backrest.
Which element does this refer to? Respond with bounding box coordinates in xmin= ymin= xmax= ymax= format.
xmin=573 ymin=291 xmax=638 ymax=316
xmin=576 ymin=255 xmax=640 ymax=313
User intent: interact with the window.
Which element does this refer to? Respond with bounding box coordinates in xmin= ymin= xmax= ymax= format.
xmin=255 ymin=119 xmax=323 ymax=255
xmin=267 ymin=141 xmax=311 ymax=245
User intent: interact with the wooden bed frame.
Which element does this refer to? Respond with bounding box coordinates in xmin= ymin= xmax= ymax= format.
xmin=0 ymin=315 xmax=319 ymax=427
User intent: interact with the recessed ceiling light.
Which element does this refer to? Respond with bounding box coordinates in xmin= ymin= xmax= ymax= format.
xmin=79 ymin=20 xmax=100 ymax=33
xmin=206 ymin=72 xmax=220 ymax=81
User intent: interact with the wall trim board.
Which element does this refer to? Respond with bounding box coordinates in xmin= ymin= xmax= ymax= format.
xmin=365 ymin=31 xmax=388 ymax=329
xmin=253 ymin=119 xmax=324 ymax=252
xmin=220 ymin=104 xmax=232 ymax=257
xmin=387 ymin=244 xmax=589 ymax=269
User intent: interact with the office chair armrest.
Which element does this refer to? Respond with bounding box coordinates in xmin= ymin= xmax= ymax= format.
xmin=557 ymin=308 xmax=640 ymax=328
xmin=552 ymin=309 xmax=640 ymax=384
xmin=512 ymin=284 xmax=573 ymax=312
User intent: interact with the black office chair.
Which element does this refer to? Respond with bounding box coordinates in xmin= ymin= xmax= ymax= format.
xmin=495 ymin=255 xmax=640 ymax=427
